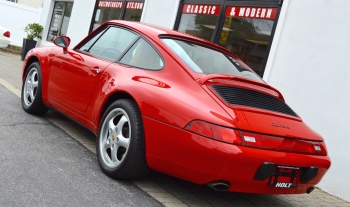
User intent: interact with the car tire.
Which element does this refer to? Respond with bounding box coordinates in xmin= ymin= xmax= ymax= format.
xmin=21 ymin=62 xmax=48 ymax=115
xmin=97 ymin=99 xmax=150 ymax=179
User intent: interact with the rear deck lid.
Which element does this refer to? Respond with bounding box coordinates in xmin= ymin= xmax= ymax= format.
xmin=198 ymin=75 xmax=323 ymax=142
xmin=160 ymin=37 xmax=323 ymax=141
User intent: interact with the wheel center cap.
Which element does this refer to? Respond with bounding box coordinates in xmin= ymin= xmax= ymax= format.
xmin=111 ymin=135 xmax=115 ymax=141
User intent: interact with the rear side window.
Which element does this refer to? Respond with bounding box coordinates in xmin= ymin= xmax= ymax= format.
xmin=120 ymin=38 xmax=164 ymax=70
xmin=78 ymin=26 xmax=138 ymax=61
xmin=161 ymin=38 xmax=263 ymax=83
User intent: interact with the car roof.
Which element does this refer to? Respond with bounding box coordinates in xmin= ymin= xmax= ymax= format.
xmin=106 ymin=20 xmax=198 ymax=38
xmin=104 ymin=20 xmax=235 ymax=56
xmin=108 ymin=20 xmax=179 ymax=35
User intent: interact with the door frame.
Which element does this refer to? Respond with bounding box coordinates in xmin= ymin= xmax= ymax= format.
xmin=174 ymin=0 xmax=283 ymax=77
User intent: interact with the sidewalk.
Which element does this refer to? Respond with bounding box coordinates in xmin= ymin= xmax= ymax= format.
xmin=0 ymin=51 xmax=348 ymax=207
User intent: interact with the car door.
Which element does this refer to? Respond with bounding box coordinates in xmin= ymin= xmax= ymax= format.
xmin=48 ymin=26 xmax=138 ymax=112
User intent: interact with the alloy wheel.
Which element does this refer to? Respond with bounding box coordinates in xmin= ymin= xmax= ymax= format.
xmin=23 ymin=67 xmax=38 ymax=107
xmin=99 ymin=108 xmax=131 ymax=168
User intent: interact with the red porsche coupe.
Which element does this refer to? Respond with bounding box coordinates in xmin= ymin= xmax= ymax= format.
xmin=21 ymin=20 xmax=330 ymax=194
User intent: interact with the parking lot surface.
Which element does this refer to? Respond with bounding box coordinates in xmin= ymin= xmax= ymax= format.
xmin=0 ymin=51 xmax=349 ymax=207
xmin=0 ymin=69 xmax=162 ymax=207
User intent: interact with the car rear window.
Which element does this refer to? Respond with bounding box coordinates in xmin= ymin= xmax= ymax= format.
xmin=160 ymin=38 xmax=263 ymax=83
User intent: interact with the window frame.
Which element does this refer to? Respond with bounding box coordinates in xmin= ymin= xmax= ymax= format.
xmin=174 ymin=0 xmax=282 ymax=77
xmin=75 ymin=24 xmax=165 ymax=70
xmin=76 ymin=25 xmax=140 ymax=62
xmin=47 ymin=1 xmax=74 ymax=41
xmin=118 ymin=37 xmax=165 ymax=71
xmin=159 ymin=35 xmax=263 ymax=82
xmin=89 ymin=0 xmax=145 ymax=33
xmin=174 ymin=0 xmax=225 ymax=42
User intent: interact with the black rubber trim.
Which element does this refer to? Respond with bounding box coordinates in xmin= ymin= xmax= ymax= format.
xmin=300 ymin=166 xmax=319 ymax=183
xmin=254 ymin=162 xmax=275 ymax=181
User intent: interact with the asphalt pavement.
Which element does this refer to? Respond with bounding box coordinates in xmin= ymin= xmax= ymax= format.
xmin=0 ymin=51 xmax=349 ymax=207
xmin=0 ymin=75 xmax=162 ymax=206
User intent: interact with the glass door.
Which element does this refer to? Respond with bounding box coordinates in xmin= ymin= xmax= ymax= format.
xmin=123 ymin=1 xmax=144 ymax=21
xmin=47 ymin=2 xmax=74 ymax=41
xmin=216 ymin=1 xmax=280 ymax=76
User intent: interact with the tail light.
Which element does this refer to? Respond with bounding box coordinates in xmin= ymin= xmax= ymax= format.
xmin=184 ymin=120 xmax=242 ymax=145
xmin=3 ymin=31 xmax=10 ymax=38
xmin=185 ymin=120 xmax=327 ymax=156
xmin=241 ymin=131 xmax=327 ymax=156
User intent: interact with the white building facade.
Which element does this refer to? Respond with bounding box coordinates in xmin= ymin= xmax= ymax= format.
xmin=18 ymin=0 xmax=44 ymax=8
xmin=28 ymin=0 xmax=350 ymax=201
xmin=0 ymin=0 xmax=42 ymax=46
xmin=5 ymin=0 xmax=44 ymax=8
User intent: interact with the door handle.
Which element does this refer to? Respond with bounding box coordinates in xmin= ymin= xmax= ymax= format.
xmin=90 ymin=67 xmax=101 ymax=74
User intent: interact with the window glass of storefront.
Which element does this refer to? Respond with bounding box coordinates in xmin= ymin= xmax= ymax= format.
xmin=91 ymin=0 xmax=144 ymax=32
xmin=47 ymin=2 xmax=73 ymax=41
xmin=123 ymin=1 xmax=144 ymax=21
xmin=218 ymin=6 xmax=277 ymax=75
xmin=93 ymin=1 xmax=123 ymax=30
xmin=178 ymin=4 xmax=221 ymax=42
xmin=175 ymin=1 xmax=280 ymax=77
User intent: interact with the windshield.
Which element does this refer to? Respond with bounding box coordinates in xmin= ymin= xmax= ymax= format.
xmin=161 ymin=38 xmax=263 ymax=83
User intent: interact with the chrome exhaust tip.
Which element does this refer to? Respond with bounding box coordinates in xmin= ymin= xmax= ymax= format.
xmin=207 ymin=181 xmax=230 ymax=191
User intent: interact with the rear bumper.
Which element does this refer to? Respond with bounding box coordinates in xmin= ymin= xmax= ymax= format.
xmin=144 ymin=117 xmax=331 ymax=194
xmin=212 ymin=146 xmax=330 ymax=194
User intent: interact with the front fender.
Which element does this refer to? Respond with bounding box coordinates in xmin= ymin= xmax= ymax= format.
xmin=22 ymin=47 xmax=62 ymax=103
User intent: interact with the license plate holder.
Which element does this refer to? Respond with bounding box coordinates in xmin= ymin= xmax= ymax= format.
xmin=268 ymin=166 xmax=300 ymax=188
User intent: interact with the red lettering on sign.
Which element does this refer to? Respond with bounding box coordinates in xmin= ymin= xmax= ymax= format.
xmin=98 ymin=1 xmax=123 ymax=8
xmin=182 ymin=4 xmax=221 ymax=16
xmin=226 ymin=6 xmax=277 ymax=19
xmin=126 ymin=2 xmax=143 ymax=10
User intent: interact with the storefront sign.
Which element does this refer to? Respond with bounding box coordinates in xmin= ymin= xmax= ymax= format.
xmin=225 ymin=6 xmax=277 ymax=19
xmin=182 ymin=4 xmax=221 ymax=16
xmin=98 ymin=1 xmax=123 ymax=8
xmin=126 ymin=2 xmax=144 ymax=10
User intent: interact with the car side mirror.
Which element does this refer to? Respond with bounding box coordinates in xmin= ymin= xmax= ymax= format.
xmin=53 ymin=36 xmax=71 ymax=54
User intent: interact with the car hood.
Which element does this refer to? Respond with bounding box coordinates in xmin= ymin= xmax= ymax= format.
xmin=197 ymin=75 xmax=324 ymax=142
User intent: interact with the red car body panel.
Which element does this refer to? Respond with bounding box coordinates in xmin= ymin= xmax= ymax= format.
xmin=48 ymin=51 xmax=112 ymax=112
xmin=144 ymin=116 xmax=330 ymax=194
xmin=22 ymin=20 xmax=331 ymax=194
xmin=199 ymin=80 xmax=324 ymax=141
